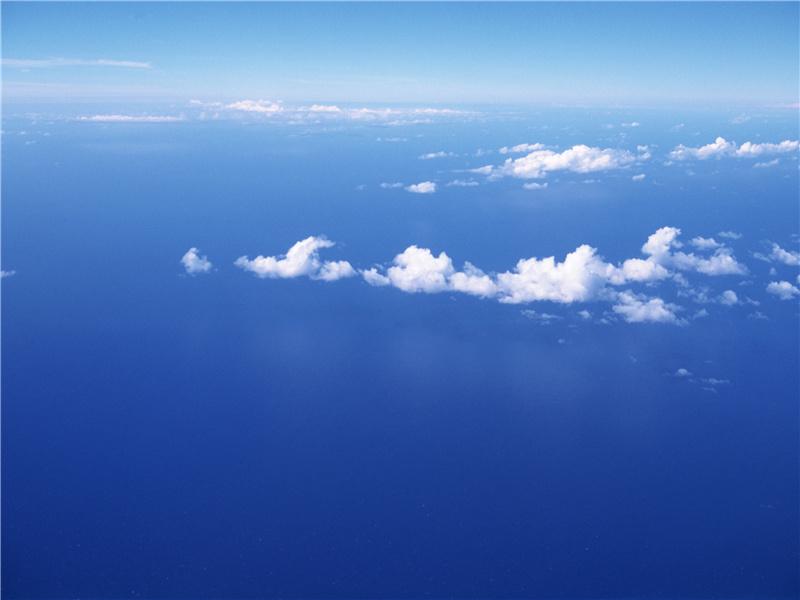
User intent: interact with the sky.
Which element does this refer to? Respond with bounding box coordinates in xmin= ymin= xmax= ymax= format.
xmin=2 ymin=2 xmax=799 ymax=106
xmin=2 ymin=2 xmax=800 ymax=600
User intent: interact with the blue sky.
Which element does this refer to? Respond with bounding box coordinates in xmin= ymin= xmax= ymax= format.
xmin=2 ymin=3 xmax=799 ymax=599
xmin=2 ymin=2 xmax=798 ymax=106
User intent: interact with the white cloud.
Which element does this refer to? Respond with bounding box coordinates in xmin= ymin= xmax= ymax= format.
xmin=182 ymin=248 xmax=213 ymax=275
xmin=754 ymin=159 xmax=779 ymax=168
xmin=382 ymin=246 xmax=455 ymax=294
xmin=302 ymin=104 xmax=342 ymax=113
xmin=690 ymin=237 xmax=721 ymax=250
xmin=419 ymin=151 xmax=454 ymax=159
xmin=719 ymin=290 xmax=738 ymax=305
xmin=1 ymin=270 xmax=16 ymax=278
xmin=446 ymin=179 xmax=479 ymax=187
xmin=675 ymin=368 xmax=692 ymax=377
xmin=487 ymin=144 xmax=644 ymax=180
xmin=670 ymin=137 xmax=799 ymax=160
xmin=766 ymin=281 xmax=800 ymax=300
xmin=717 ymin=231 xmax=742 ymax=240
xmin=642 ymin=227 xmax=747 ymax=276
xmin=235 ymin=236 xmax=353 ymax=281
xmin=612 ymin=292 xmax=685 ymax=325
xmin=3 ymin=58 xmax=151 ymax=68
xmin=406 ymin=181 xmax=437 ymax=194
xmin=631 ymin=174 xmax=645 ymax=181
xmin=769 ymin=243 xmax=800 ymax=266
xmin=77 ymin=115 xmax=183 ymax=123
xmin=521 ymin=310 xmax=562 ymax=324
xmin=622 ymin=122 xmax=640 ymax=128
xmin=380 ymin=182 xmax=404 ymax=189
xmin=225 ymin=99 xmax=283 ymax=114
xmin=499 ymin=143 xmax=547 ymax=154
xmin=523 ymin=182 xmax=548 ymax=190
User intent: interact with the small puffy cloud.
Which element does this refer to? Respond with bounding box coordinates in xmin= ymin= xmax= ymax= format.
xmin=631 ymin=174 xmax=645 ymax=181
xmin=766 ymin=281 xmax=800 ymax=300
xmin=717 ymin=231 xmax=742 ymax=240
xmin=225 ymin=99 xmax=283 ymax=114
xmin=406 ymin=181 xmax=437 ymax=194
xmin=418 ymin=151 xmax=454 ymax=159
xmin=769 ymin=243 xmax=800 ymax=266
xmin=622 ymin=122 xmax=640 ymax=128
xmin=380 ymin=182 xmax=404 ymax=189
xmin=383 ymin=246 xmax=455 ymax=293
xmin=642 ymin=227 xmax=747 ymax=276
xmin=523 ymin=182 xmax=548 ymax=190
xmin=446 ymin=179 xmax=479 ymax=187
xmin=718 ymin=290 xmax=738 ymax=305
xmin=499 ymin=143 xmax=547 ymax=154
xmin=690 ymin=237 xmax=721 ymax=250
xmin=1 ymin=269 xmax=16 ymax=278
xmin=675 ymin=368 xmax=692 ymax=377
xmin=316 ymin=260 xmax=356 ymax=281
xmin=612 ymin=292 xmax=684 ymax=324
xmin=235 ymin=236 xmax=353 ymax=281
xmin=182 ymin=248 xmax=213 ymax=275
xmin=303 ymin=104 xmax=341 ymax=113
xmin=670 ymin=137 xmax=799 ymax=160
xmin=489 ymin=144 xmax=644 ymax=180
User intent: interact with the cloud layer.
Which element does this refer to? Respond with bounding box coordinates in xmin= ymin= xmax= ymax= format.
xmin=670 ymin=137 xmax=799 ymax=160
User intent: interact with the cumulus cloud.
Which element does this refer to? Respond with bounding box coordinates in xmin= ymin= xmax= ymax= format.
xmin=181 ymin=248 xmax=213 ymax=275
xmin=718 ymin=290 xmax=738 ymax=305
xmin=523 ymin=182 xmax=548 ymax=190
xmin=612 ymin=291 xmax=684 ymax=325
xmin=717 ymin=231 xmax=742 ymax=240
xmin=766 ymin=281 xmax=800 ymax=300
xmin=481 ymin=144 xmax=646 ymax=180
xmin=446 ymin=179 xmax=479 ymax=187
xmin=380 ymin=182 xmax=404 ymax=189
xmin=675 ymin=368 xmax=692 ymax=377
xmin=690 ymin=237 xmax=722 ymax=250
xmin=669 ymin=137 xmax=799 ymax=160
xmin=406 ymin=181 xmax=437 ymax=194
xmin=642 ymin=227 xmax=747 ymax=276
xmin=499 ymin=143 xmax=547 ymax=154
xmin=1 ymin=270 xmax=16 ymax=278
xmin=225 ymin=99 xmax=283 ymax=114
xmin=768 ymin=243 xmax=800 ymax=266
xmin=631 ymin=174 xmax=646 ymax=181
xmin=235 ymin=236 xmax=354 ymax=281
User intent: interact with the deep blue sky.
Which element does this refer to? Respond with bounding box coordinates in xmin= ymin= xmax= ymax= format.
xmin=2 ymin=3 xmax=799 ymax=600
xmin=2 ymin=2 xmax=798 ymax=106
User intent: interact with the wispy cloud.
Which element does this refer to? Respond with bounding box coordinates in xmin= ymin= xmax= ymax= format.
xmin=76 ymin=115 xmax=184 ymax=123
xmin=3 ymin=58 xmax=152 ymax=69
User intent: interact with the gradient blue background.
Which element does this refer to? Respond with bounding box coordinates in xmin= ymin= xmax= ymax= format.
xmin=2 ymin=3 xmax=799 ymax=599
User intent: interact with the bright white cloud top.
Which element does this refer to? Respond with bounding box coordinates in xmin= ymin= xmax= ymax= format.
xmin=406 ymin=181 xmax=437 ymax=194
xmin=669 ymin=137 xmax=799 ymax=161
xmin=229 ymin=227 xmax=755 ymax=325
xmin=766 ymin=281 xmax=800 ymax=300
xmin=480 ymin=144 xmax=649 ymax=180
xmin=235 ymin=236 xmax=355 ymax=281
xmin=181 ymin=248 xmax=213 ymax=275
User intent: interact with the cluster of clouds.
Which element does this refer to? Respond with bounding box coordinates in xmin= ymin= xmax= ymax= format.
xmin=476 ymin=144 xmax=651 ymax=181
xmin=186 ymin=99 xmax=476 ymax=124
xmin=180 ymin=227 xmax=797 ymax=326
xmin=669 ymin=137 xmax=799 ymax=161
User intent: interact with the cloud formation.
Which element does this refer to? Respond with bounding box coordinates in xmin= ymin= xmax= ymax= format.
xmin=766 ymin=281 xmax=800 ymax=300
xmin=182 ymin=248 xmax=213 ymax=275
xmin=235 ymin=236 xmax=355 ymax=281
xmin=669 ymin=137 xmax=799 ymax=160
xmin=77 ymin=115 xmax=183 ymax=123
xmin=406 ymin=181 xmax=437 ymax=194
xmin=480 ymin=144 xmax=647 ymax=180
